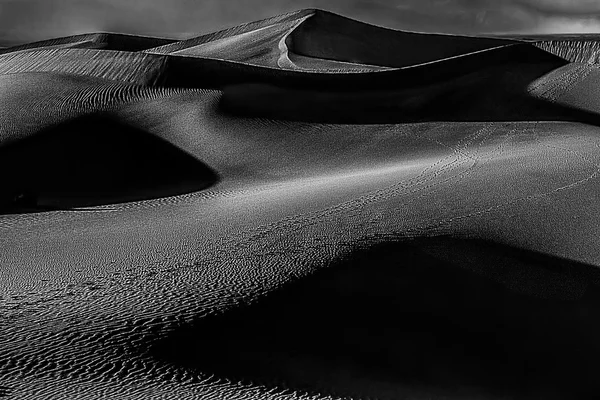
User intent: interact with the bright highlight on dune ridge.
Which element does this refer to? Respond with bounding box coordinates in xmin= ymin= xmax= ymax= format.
xmin=3 ymin=8 xmax=600 ymax=400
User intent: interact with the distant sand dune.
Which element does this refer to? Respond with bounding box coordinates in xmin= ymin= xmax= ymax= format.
xmin=0 ymin=33 xmax=177 ymax=56
xmin=288 ymin=10 xmax=515 ymax=68
xmin=0 ymin=48 xmax=167 ymax=84
xmin=147 ymin=10 xmax=313 ymax=56
xmin=536 ymin=39 xmax=600 ymax=64
xmin=3 ymin=9 xmax=600 ymax=400
xmin=220 ymin=53 xmax=598 ymax=124
xmin=146 ymin=9 xmax=515 ymax=72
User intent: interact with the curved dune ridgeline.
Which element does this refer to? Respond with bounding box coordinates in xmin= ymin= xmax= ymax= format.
xmin=287 ymin=10 xmax=516 ymax=68
xmin=147 ymin=10 xmax=314 ymax=69
xmin=4 ymin=9 xmax=600 ymax=400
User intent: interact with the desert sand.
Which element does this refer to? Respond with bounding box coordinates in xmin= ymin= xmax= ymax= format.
xmin=2 ymin=8 xmax=600 ymax=400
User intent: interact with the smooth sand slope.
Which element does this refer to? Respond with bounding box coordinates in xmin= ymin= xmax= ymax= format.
xmin=3 ymin=9 xmax=600 ymax=400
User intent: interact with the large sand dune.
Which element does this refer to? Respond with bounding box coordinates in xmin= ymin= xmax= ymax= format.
xmin=3 ymin=9 xmax=600 ymax=400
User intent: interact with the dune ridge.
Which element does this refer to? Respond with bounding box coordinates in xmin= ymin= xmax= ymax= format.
xmin=287 ymin=10 xmax=515 ymax=68
xmin=0 ymin=33 xmax=177 ymax=56
xmin=149 ymin=10 xmax=313 ymax=70
xmin=146 ymin=9 xmax=518 ymax=72
xmin=535 ymin=39 xmax=600 ymax=64
xmin=146 ymin=10 xmax=314 ymax=55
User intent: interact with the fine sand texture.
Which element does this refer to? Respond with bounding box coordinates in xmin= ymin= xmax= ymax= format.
xmin=3 ymin=9 xmax=600 ymax=400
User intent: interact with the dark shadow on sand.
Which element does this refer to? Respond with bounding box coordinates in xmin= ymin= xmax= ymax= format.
xmin=162 ymin=43 xmax=565 ymax=92
xmin=0 ymin=386 xmax=11 ymax=398
xmin=219 ymin=61 xmax=600 ymax=126
xmin=0 ymin=113 xmax=218 ymax=214
xmin=151 ymin=238 xmax=600 ymax=400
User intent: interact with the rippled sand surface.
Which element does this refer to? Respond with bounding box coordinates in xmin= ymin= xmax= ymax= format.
xmin=3 ymin=9 xmax=600 ymax=400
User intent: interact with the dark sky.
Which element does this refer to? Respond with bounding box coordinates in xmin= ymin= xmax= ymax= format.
xmin=1 ymin=0 xmax=600 ymax=44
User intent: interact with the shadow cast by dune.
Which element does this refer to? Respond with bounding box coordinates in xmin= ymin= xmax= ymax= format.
xmin=0 ymin=113 xmax=218 ymax=214
xmin=151 ymin=238 xmax=600 ymax=400
xmin=219 ymin=60 xmax=600 ymax=126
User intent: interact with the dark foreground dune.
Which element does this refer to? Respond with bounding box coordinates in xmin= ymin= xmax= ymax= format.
xmin=153 ymin=239 xmax=600 ymax=400
xmin=3 ymin=9 xmax=600 ymax=400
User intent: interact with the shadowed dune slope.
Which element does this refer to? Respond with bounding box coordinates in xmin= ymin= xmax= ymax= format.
xmin=0 ymin=73 xmax=217 ymax=212
xmin=0 ymin=113 xmax=217 ymax=213
xmin=220 ymin=52 xmax=597 ymax=124
xmin=0 ymin=33 xmax=177 ymax=55
xmin=288 ymin=10 xmax=515 ymax=68
xmin=153 ymin=239 xmax=600 ymax=400
xmin=160 ymin=43 xmax=566 ymax=93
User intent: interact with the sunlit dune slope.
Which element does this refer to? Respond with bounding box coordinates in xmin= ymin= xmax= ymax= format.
xmin=497 ymin=34 xmax=600 ymax=64
xmin=146 ymin=9 xmax=514 ymax=72
xmin=288 ymin=10 xmax=515 ymax=68
xmin=532 ymin=37 xmax=600 ymax=64
xmin=147 ymin=10 xmax=315 ymax=69
xmin=0 ymin=33 xmax=177 ymax=55
xmin=4 ymin=8 xmax=600 ymax=400
xmin=528 ymin=62 xmax=600 ymax=114
xmin=0 ymin=48 xmax=168 ymax=84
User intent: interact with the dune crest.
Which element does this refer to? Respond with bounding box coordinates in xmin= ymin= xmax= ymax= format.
xmin=0 ymin=33 xmax=177 ymax=56
xmin=287 ymin=10 xmax=515 ymax=68
xmin=535 ymin=39 xmax=600 ymax=64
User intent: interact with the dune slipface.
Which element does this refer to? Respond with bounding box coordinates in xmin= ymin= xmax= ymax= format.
xmin=3 ymin=9 xmax=600 ymax=400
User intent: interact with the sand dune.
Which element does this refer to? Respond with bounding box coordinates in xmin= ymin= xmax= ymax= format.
xmin=3 ymin=9 xmax=600 ymax=400
xmin=0 ymin=48 xmax=168 ymax=85
xmin=154 ymin=239 xmax=600 ymax=399
xmin=536 ymin=39 xmax=600 ymax=64
xmin=288 ymin=10 xmax=515 ymax=68
xmin=146 ymin=9 xmax=514 ymax=72
xmin=0 ymin=113 xmax=217 ymax=213
xmin=0 ymin=33 xmax=177 ymax=55
xmin=148 ymin=10 xmax=314 ymax=69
